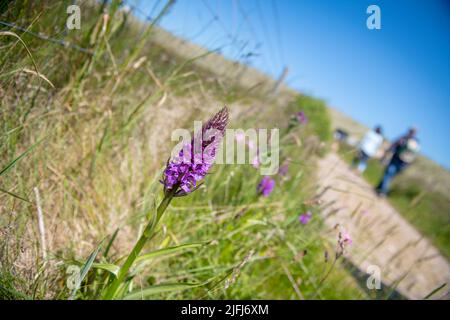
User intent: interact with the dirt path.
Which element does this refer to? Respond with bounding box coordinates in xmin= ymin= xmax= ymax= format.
xmin=316 ymin=152 xmax=450 ymax=299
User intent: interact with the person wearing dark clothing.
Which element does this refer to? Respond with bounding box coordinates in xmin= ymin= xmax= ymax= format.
xmin=376 ymin=127 xmax=420 ymax=196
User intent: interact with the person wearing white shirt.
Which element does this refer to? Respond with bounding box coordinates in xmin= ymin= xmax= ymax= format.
xmin=352 ymin=126 xmax=384 ymax=173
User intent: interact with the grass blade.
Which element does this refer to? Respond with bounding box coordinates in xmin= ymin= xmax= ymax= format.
xmin=69 ymin=241 xmax=103 ymax=300
xmin=92 ymin=263 xmax=120 ymax=277
xmin=103 ymin=228 xmax=119 ymax=258
xmin=135 ymin=242 xmax=207 ymax=264
xmin=0 ymin=31 xmax=54 ymax=88
xmin=423 ymin=283 xmax=447 ymax=300
xmin=0 ymin=137 xmax=45 ymax=176
xmin=124 ymin=282 xmax=206 ymax=300
xmin=0 ymin=187 xmax=31 ymax=203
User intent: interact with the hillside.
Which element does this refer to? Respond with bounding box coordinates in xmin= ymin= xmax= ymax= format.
xmin=0 ymin=0 xmax=365 ymax=300
xmin=0 ymin=0 xmax=448 ymax=300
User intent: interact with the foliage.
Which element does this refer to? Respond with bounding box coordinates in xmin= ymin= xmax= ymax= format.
xmin=0 ymin=0 xmax=365 ymax=299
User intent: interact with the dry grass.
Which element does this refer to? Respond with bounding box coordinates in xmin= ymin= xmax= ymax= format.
xmin=0 ymin=0 xmax=367 ymax=299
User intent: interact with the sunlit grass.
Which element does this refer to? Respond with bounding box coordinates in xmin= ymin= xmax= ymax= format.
xmin=0 ymin=0 xmax=367 ymax=299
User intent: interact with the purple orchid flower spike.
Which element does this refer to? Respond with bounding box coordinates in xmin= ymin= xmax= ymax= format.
xmin=162 ymin=107 xmax=229 ymax=197
xmin=257 ymin=176 xmax=275 ymax=197
xmin=105 ymin=107 xmax=229 ymax=299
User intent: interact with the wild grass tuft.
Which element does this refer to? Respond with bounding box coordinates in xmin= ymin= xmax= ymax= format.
xmin=0 ymin=0 xmax=366 ymax=299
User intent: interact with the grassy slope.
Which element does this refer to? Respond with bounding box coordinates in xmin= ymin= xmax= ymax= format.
xmin=0 ymin=1 xmax=366 ymax=299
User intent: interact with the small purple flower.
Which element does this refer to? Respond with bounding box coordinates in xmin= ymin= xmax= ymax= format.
xmin=257 ymin=176 xmax=275 ymax=197
xmin=299 ymin=212 xmax=312 ymax=225
xmin=341 ymin=232 xmax=352 ymax=245
xmin=295 ymin=111 xmax=308 ymax=124
xmin=162 ymin=107 xmax=229 ymax=196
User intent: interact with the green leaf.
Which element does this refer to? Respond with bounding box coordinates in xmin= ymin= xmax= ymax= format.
xmin=69 ymin=241 xmax=103 ymax=300
xmin=123 ymin=282 xmax=205 ymax=300
xmin=92 ymin=263 xmax=120 ymax=277
xmin=135 ymin=242 xmax=206 ymax=265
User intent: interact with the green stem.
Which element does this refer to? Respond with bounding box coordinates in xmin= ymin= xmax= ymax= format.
xmin=102 ymin=192 xmax=174 ymax=300
xmin=312 ymin=256 xmax=338 ymax=299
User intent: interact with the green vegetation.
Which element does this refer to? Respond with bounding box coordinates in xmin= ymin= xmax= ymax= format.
xmin=0 ymin=1 xmax=367 ymax=299
xmin=288 ymin=95 xmax=332 ymax=143
xmin=338 ymin=143 xmax=450 ymax=260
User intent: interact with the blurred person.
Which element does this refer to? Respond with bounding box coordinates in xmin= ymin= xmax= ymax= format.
xmin=351 ymin=126 xmax=384 ymax=173
xmin=376 ymin=127 xmax=420 ymax=196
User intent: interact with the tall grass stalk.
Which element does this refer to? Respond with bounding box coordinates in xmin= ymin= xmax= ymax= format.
xmin=102 ymin=190 xmax=175 ymax=299
xmin=1 ymin=1 xmax=366 ymax=300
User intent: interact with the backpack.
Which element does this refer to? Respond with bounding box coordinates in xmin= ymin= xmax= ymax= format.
xmin=396 ymin=138 xmax=420 ymax=163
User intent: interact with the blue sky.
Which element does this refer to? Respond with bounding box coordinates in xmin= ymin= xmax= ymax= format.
xmin=130 ymin=0 xmax=450 ymax=168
